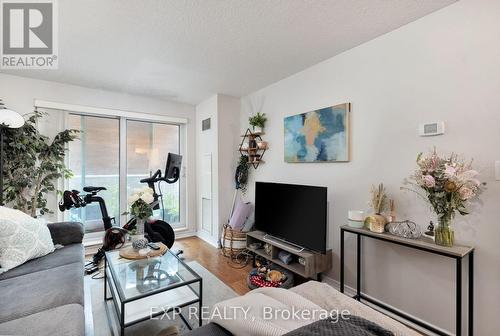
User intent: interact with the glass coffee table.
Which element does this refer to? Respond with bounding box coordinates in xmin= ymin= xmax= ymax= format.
xmin=104 ymin=249 xmax=202 ymax=336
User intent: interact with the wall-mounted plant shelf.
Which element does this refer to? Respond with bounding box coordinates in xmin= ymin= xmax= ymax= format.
xmin=239 ymin=128 xmax=268 ymax=169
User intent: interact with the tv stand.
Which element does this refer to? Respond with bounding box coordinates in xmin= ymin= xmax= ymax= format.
xmin=263 ymin=234 xmax=305 ymax=253
xmin=247 ymin=230 xmax=332 ymax=280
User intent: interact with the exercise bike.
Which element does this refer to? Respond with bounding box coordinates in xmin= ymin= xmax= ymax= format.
xmin=59 ymin=153 xmax=183 ymax=267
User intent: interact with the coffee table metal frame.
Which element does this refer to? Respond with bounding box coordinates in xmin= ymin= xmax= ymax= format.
xmin=104 ymin=249 xmax=203 ymax=336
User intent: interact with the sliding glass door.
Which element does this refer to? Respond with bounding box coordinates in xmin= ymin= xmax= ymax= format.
xmin=66 ymin=114 xmax=184 ymax=235
xmin=126 ymin=120 xmax=181 ymax=227
xmin=67 ymin=115 xmax=120 ymax=232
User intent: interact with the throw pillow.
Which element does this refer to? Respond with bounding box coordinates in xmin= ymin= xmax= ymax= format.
xmin=0 ymin=206 xmax=55 ymax=274
xmin=229 ymin=200 xmax=252 ymax=231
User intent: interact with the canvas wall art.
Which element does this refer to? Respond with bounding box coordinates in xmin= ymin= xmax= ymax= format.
xmin=284 ymin=103 xmax=350 ymax=162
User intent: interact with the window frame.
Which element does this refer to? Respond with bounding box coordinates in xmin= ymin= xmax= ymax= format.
xmin=63 ymin=110 xmax=187 ymax=237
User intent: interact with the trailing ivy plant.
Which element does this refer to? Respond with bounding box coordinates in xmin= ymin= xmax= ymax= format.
xmin=3 ymin=111 xmax=79 ymax=217
xmin=235 ymin=155 xmax=249 ymax=192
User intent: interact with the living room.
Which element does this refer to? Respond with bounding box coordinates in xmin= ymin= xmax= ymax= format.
xmin=0 ymin=0 xmax=498 ymax=335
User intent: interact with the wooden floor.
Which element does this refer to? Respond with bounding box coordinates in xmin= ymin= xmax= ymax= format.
xmin=86 ymin=236 xmax=252 ymax=296
xmin=172 ymin=236 xmax=252 ymax=295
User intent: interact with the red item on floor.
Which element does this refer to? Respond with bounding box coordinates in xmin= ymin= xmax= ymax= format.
xmin=250 ymin=275 xmax=283 ymax=288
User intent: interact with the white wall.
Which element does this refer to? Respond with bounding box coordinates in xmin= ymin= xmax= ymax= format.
xmin=0 ymin=73 xmax=197 ymax=235
xmin=241 ymin=0 xmax=500 ymax=334
xmin=196 ymin=94 xmax=240 ymax=246
xmin=196 ymin=95 xmax=219 ymax=245
xmin=217 ymin=95 xmax=241 ymax=233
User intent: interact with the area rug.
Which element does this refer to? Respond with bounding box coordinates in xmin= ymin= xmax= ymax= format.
xmin=86 ymin=261 xmax=238 ymax=336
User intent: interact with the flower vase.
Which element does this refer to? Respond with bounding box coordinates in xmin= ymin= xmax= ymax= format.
xmin=131 ymin=218 xmax=149 ymax=250
xmin=135 ymin=218 xmax=145 ymax=236
xmin=435 ymin=214 xmax=454 ymax=247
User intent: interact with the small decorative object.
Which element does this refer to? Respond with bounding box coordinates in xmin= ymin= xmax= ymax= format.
xmin=278 ymin=250 xmax=293 ymax=265
xmin=348 ymin=210 xmax=365 ymax=228
xmin=267 ymin=270 xmax=285 ymax=282
xmin=249 ymin=242 xmax=262 ymax=250
xmin=367 ymin=183 xmax=388 ymax=233
xmin=249 ymin=139 xmax=257 ymax=149
xmin=298 ymin=257 xmax=306 ymax=266
xmin=403 ymin=149 xmax=485 ymax=247
xmin=387 ymin=220 xmax=421 ymax=239
xmin=248 ymin=112 xmax=267 ymax=133
xmin=264 ymin=243 xmax=272 ymax=256
xmin=365 ymin=216 xmax=385 ymax=233
xmin=387 ymin=199 xmax=396 ymax=223
xmin=132 ymin=238 xmax=149 ymax=250
xmin=424 ymin=221 xmax=435 ymax=238
xmin=284 ymin=103 xmax=350 ymax=162
xmin=256 ymin=141 xmax=268 ymax=149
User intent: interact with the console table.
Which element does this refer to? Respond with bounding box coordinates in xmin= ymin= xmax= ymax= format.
xmin=340 ymin=225 xmax=474 ymax=336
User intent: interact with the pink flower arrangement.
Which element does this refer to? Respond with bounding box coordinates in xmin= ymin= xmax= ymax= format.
xmin=404 ymin=149 xmax=485 ymax=221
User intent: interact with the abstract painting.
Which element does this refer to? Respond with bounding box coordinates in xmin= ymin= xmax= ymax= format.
xmin=284 ymin=103 xmax=350 ymax=162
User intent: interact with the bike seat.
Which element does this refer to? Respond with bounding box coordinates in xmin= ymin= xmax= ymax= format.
xmin=83 ymin=186 xmax=107 ymax=193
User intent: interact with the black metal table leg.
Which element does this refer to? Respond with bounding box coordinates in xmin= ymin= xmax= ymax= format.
xmin=199 ymin=278 xmax=203 ymax=327
xmin=356 ymin=234 xmax=361 ymax=301
xmin=340 ymin=228 xmax=345 ymax=293
xmin=469 ymin=251 xmax=474 ymax=336
xmin=104 ymin=258 xmax=108 ymax=300
xmin=456 ymin=257 xmax=462 ymax=336
xmin=120 ymin=301 xmax=125 ymax=336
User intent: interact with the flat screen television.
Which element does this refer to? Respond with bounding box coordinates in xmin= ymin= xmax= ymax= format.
xmin=254 ymin=182 xmax=327 ymax=253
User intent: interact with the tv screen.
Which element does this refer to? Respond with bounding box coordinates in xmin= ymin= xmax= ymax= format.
xmin=254 ymin=182 xmax=327 ymax=253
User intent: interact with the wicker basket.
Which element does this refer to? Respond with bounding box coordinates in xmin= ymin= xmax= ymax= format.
xmin=221 ymin=224 xmax=247 ymax=258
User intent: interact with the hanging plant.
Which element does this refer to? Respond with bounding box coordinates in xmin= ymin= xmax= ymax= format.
xmin=235 ymin=155 xmax=249 ymax=192
xmin=3 ymin=111 xmax=79 ymax=217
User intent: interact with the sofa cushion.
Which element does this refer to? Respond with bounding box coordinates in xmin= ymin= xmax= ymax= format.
xmin=0 ymin=303 xmax=84 ymax=336
xmin=47 ymin=222 xmax=84 ymax=245
xmin=0 ymin=206 xmax=55 ymax=274
xmin=0 ymin=262 xmax=84 ymax=323
xmin=0 ymin=244 xmax=84 ymax=281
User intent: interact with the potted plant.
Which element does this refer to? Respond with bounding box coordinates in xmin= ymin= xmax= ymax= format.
xmin=3 ymin=111 xmax=79 ymax=217
xmin=403 ymin=150 xmax=485 ymax=247
xmin=249 ymin=112 xmax=267 ymax=133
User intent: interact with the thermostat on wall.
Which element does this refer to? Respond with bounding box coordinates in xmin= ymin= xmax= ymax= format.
xmin=419 ymin=121 xmax=445 ymax=136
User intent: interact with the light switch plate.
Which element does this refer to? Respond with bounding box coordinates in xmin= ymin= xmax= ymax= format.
xmin=495 ymin=161 xmax=500 ymax=180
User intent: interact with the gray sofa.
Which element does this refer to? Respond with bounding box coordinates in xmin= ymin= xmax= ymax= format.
xmin=0 ymin=222 xmax=85 ymax=336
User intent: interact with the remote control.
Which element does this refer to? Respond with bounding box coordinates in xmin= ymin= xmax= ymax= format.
xmin=148 ymin=242 xmax=160 ymax=250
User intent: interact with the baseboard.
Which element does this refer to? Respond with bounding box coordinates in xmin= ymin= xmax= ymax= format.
xmin=196 ymin=230 xmax=220 ymax=248
xmin=174 ymin=229 xmax=197 ymax=239
xmin=320 ymin=276 xmax=447 ymax=336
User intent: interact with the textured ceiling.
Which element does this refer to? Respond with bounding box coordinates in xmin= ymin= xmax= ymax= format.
xmin=2 ymin=0 xmax=456 ymax=104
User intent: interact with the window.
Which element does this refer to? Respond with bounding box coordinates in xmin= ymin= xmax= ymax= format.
xmin=66 ymin=113 xmax=184 ymax=235
xmin=68 ymin=115 xmax=120 ymax=232
xmin=126 ymin=120 xmax=181 ymax=226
